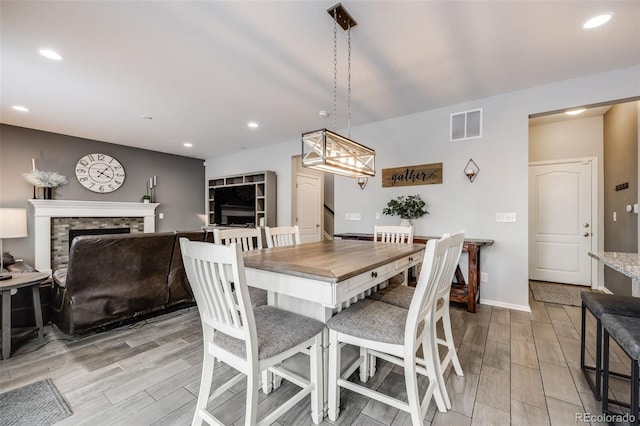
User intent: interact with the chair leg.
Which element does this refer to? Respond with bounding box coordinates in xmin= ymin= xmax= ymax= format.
xmin=423 ymin=335 xmax=448 ymax=412
xmin=441 ymin=304 xmax=463 ymax=376
xmin=328 ymin=330 xmax=341 ymax=421
xmin=245 ymin=366 xmax=260 ymax=426
xmin=595 ymin=318 xmax=602 ymax=402
xmin=404 ymin=355 xmax=423 ymax=425
xmin=602 ymin=329 xmax=610 ymax=413
xmin=193 ymin=347 xmax=215 ymax=426
xmin=310 ymin=334 xmax=323 ymax=425
xmin=632 ymin=360 xmax=639 ymax=426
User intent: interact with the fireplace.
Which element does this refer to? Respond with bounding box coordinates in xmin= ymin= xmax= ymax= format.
xmin=29 ymin=200 xmax=159 ymax=273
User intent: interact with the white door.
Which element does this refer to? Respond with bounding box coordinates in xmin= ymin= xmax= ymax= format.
xmin=296 ymin=173 xmax=322 ymax=243
xmin=529 ymin=160 xmax=593 ymax=286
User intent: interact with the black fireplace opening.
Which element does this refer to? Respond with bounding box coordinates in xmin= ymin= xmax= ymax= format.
xmin=69 ymin=228 xmax=130 ymax=251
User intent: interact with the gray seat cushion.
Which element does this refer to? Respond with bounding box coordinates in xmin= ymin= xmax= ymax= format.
xmin=600 ymin=313 xmax=640 ymax=361
xmin=581 ymin=292 xmax=640 ymax=318
xmin=380 ymin=285 xmax=414 ymax=309
xmin=327 ymin=299 xmax=419 ymax=345
xmin=214 ymin=305 xmax=324 ymax=360
xmin=53 ymin=268 xmax=67 ymax=288
xmin=248 ymin=286 xmax=267 ymax=307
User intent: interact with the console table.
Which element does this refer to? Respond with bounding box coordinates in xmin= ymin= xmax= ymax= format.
xmin=334 ymin=233 xmax=494 ymax=313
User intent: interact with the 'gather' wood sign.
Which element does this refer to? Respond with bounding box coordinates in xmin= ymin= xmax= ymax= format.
xmin=381 ymin=163 xmax=443 ymax=187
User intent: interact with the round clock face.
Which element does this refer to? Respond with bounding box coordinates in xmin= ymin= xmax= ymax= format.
xmin=75 ymin=153 xmax=126 ymax=193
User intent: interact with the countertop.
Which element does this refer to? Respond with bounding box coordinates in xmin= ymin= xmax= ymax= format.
xmin=588 ymin=251 xmax=640 ymax=281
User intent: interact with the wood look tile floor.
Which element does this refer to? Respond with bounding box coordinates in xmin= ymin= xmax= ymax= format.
xmin=0 ymin=292 xmax=633 ymax=425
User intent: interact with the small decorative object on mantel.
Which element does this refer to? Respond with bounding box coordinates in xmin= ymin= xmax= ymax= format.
xmin=141 ymin=194 xmax=151 ymax=203
xmin=464 ymin=159 xmax=480 ymax=182
xmin=23 ymin=165 xmax=68 ymax=200
xmin=147 ymin=175 xmax=157 ymax=202
xmin=382 ymin=194 xmax=429 ymax=225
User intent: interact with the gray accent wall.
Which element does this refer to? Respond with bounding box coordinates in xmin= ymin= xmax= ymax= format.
xmin=604 ymin=102 xmax=639 ymax=296
xmin=0 ymin=124 xmax=206 ymax=266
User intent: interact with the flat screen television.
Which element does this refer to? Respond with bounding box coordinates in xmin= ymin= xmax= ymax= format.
xmin=213 ymin=185 xmax=256 ymax=226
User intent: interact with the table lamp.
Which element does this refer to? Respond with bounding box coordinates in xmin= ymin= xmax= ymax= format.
xmin=0 ymin=208 xmax=28 ymax=280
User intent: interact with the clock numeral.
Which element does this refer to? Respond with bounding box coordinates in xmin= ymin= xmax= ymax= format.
xmin=89 ymin=182 xmax=95 ymax=188
xmin=76 ymin=168 xmax=86 ymax=174
xmin=115 ymin=173 xmax=124 ymax=177
xmin=114 ymin=180 xmax=122 ymax=185
xmin=87 ymin=154 xmax=95 ymax=161
xmin=99 ymin=185 xmax=105 ymax=192
xmin=97 ymin=154 xmax=105 ymax=161
xmin=79 ymin=177 xmax=88 ymax=182
xmin=79 ymin=160 xmax=88 ymax=167
xmin=114 ymin=166 xmax=122 ymax=170
xmin=108 ymin=184 xmax=114 ymax=190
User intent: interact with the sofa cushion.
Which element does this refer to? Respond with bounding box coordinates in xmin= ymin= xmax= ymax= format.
xmin=167 ymin=231 xmax=206 ymax=306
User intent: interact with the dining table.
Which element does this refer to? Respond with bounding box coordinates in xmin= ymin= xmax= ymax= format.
xmin=242 ymin=239 xmax=425 ymax=415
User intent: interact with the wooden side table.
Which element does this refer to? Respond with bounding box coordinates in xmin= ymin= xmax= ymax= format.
xmin=1 ymin=272 xmax=50 ymax=359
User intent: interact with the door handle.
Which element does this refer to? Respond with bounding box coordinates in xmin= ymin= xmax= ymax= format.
xmin=584 ymin=232 xmax=590 ymax=237
xmin=584 ymin=223 xmax=590 ymax=228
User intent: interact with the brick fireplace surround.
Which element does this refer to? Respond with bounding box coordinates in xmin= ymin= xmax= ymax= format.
xmin=28 ymin=200 xmax=159 ymax=273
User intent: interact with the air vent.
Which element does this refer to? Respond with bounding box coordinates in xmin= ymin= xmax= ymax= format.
xmin=450 ymin=108 xmax=483 ymax=141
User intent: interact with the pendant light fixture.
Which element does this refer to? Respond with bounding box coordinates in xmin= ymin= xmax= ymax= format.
xmin=301 ymin=3 xmax=375 ymax=181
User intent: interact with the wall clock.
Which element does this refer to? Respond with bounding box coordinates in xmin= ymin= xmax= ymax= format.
xmin=75 ymin=153 xmax=126 ymax=193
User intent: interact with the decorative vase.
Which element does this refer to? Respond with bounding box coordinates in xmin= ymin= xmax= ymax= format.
xmin=35 ymin=186 xmax=53 ymax=199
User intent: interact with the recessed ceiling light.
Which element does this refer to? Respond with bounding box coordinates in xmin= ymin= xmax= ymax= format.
xmin=39 ymin=49 xmax=63 ymax=60
xmin=583 ymin=14 xmax=612 ymax=29
xmin=565 ymin=109 xmax=586 ymax=116
xmin=248 ymin=122 xmax=259 ymax=128
xmin=12 ymin=105 xmax=29 ymax=112
xmin=183 ymin=142 xmax=193 ymax=148
xmin=140 ymin=115 xmax=153 ymax=120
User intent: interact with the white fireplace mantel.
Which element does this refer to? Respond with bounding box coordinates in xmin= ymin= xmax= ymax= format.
xmin=28 ymin=199 xmax=159 ymax=272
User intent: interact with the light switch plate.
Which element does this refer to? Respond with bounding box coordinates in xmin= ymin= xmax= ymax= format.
xmin=495 ymin=212 xmax=516 ymax=223
xmin=349 ymin=212 xmax=361 ymax=221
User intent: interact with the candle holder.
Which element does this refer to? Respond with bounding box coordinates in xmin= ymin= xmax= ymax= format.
xmin=464 ymin=159 xmax=480 ymax=182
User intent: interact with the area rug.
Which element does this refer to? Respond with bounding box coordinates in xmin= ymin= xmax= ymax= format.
xmin=529 ymin=281 xmax=587 ymax=307
xmin=0 ymin=379 xmax=72 ymax=425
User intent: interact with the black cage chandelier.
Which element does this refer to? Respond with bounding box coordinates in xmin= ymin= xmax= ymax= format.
xmin=301 ymin=3 xmax=375 ymax=179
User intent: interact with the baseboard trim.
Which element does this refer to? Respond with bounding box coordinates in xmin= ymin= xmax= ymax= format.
xmin=480 ymin=298 xmax=531 ymax=313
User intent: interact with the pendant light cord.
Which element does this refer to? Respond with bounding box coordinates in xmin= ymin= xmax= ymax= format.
xmin=333 ymin=8 xmax=338 ymax=132
xmin=347 ymin=24 xmax=351 ymax=139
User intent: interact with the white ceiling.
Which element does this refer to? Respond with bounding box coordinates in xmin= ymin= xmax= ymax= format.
xmin=1 ymin=1 xmax=639 ymax=159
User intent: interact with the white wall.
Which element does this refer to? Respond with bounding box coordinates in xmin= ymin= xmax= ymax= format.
xmin=205 ymin=65 xmax=640 ymax=312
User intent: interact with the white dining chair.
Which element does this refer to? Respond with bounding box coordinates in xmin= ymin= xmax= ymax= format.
xmin=326 ymin=235 xmax=451 ymax=424
xmin=377 ymin=231 xmax=466 ymax=409
xmin=264 ymin=225 xmax=301 ymax=248
xmin=374 ymin=224 xmax=414 ymax=244
xmin=213 ymin=227 xmax=267 ymax=307
xmin=180 ymin=239 xmax=325 ymax=426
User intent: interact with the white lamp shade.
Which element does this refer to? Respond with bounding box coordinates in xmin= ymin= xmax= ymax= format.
xmin=0 ymin=208 xmax=28 ymax=239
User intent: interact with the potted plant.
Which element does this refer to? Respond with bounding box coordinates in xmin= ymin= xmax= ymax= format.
xmin=382 ymin=194 xmax=429 ymax=225
xmin=22 ymin=170 xmax=68 ymax=199
xmin=141 ymin=194 xmax=151 ymax=203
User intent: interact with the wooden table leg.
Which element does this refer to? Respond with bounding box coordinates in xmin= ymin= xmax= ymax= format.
xmin=2 ymin=290 xmax=11 ymax=359
xmin=467 ymin=245 xmax=479 ymax=313
xmin=31 ymin=285 xmax=44 ymax=340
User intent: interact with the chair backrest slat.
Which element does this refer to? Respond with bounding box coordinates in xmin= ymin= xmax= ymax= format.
xmin=265 ymin=225 xmax=301 ymax=248
xmin=213 ymin=227 xmax=263 ymax=252
xmin=405 ymin=234 xmax=449 ymax=350
xmin=180 ymin=239 xmax=257 ymax=345
xmin=374 ymin=225 xmax=414 ymax=244
xmin=436 ymin=231 xmax=465 ymax=300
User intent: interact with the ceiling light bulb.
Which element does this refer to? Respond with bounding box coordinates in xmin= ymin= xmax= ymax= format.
xmin=583 ymin=14 xmax=612 ymax=29
xmin=140 ymin=115 xmax=153 ymax=120
xmin=248 ymin=122 xmax=259 ymax=128
xmin=39 ymin=49 xmax=63 ymax=60
xmin=565 ymin=109 xmax=586 ymax=115
xmin=12 ymin=105 xmax=29 ymax=112
xmin=183 ymin=142 xmax=193 ymax=148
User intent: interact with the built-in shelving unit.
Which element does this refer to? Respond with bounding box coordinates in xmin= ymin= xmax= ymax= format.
xmin=207 ymin=171 xmax=276 ymax=227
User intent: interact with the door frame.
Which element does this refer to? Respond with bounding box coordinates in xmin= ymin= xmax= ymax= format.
xmin=528 ymin=156 xmax=600 ymax=290
xmin=290 ymin=155 xmax=324 ymax=239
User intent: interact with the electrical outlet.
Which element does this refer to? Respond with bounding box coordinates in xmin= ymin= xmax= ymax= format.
xmin=159 ymin=213 xmax=164 ymax=220
xmin=480 ymin=272 xmax=488 ymax=283
xmin=375 ymin=212 xmax=380 ymax=220
xmin=613 ymin=211 xmax=617 ymax=222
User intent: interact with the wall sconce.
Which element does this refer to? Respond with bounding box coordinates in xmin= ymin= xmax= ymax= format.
xmin=357 ymin=177 xmax=368 ymax=190
xmin=464 ymin=159 xmax=479 ymax=182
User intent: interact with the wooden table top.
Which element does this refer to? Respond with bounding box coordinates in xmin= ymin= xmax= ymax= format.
xmin=335 ymin=233 xmax=494 ymax=246
xmin=243 ymin=239 xmax=425 ymax=283
xmin=0 ymin=272 xmax=50 ymax=291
